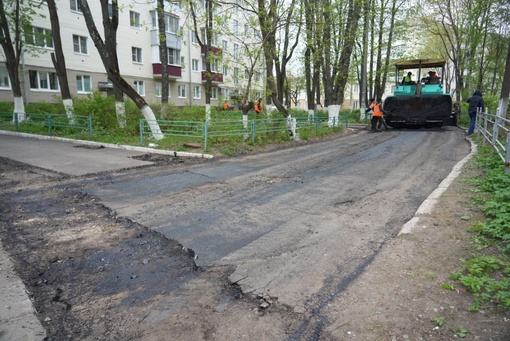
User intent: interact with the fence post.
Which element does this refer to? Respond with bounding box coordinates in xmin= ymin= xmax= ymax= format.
xmin=204 ymin=121 xmax=209 ymax=152
xmin=48 ymin=115 xmax=52 ymax=136
xmin=482 ymin=110 xmax=488 ymax=146
xmin=88 ymin=116 xmax=93 ymax=139
xmin=315 ymin=115 xmax=319 ymax=136
xmin=505 ymin=131 xmax=510 ymax=174
xmin=251 ymin=120 xmax=256 ymax=144
xmin=492 ymin=113 xmax=500 ymax=147
xmin=139 ymin=119 xmax=144 ymax=145
xmin=14 ymin=112 xmax=19 ymax=131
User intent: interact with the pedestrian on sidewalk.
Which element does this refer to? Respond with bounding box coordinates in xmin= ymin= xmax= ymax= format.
xmin=466 ymin=89 xmax=484 ymax=135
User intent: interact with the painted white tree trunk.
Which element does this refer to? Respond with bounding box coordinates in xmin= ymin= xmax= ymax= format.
xmin=243 ymin=113 xmax=248 ymax=130
xmin=498 ymin=98 xmax=508 ymax=119
xmin=205 ymin=104 xmax=211 ymax=121
xmin=141 ymin=105 xmax=164 ymax=140
xmin=328 ymin=104 xmax=340 ymax=127
xmin=308 ymin=109 xmax=314 ymax=121
xmin=115 ymin=101 xmax=127 ymax=128
xmin=63 ymin=98 xmax=75 ymax=124
xmin=13 ymin=97 xmax=25 ymax=121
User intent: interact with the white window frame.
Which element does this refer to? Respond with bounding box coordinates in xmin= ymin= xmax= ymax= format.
xmin=29 ymin=70 xmax=59 ymax=91
xmin=0 ymin=65 xmax=11 ymax=89
xmin=167 ymin=48 xmax=180 ymax=66
xmin=234 ymin=67 xmax=239 ymax=84
xmin=166 ymin=14 xmax=179 ymax=34
xmin=76 ymin=75 xmax=92 ymax=93
xmin=211 ymin=87 xmax=217 ymax=99
xmin=133 ymin=80 xmax=145 ymax=96
xmin=178 ymin=84 xmax=186 ymax=98
xmin=233 ymin=43 xmax=239 ymax=60
xmin=130 ymin=11 xmax=141 ymax=28
xmin=192 ymin=59 xmax=200 ymax=72
xmin=191 ymin=31 xmax=199 ymax=44
xmin=26 ymin=27 xmax=53 ymax=49
xmin=73 ymin=35 xmax=88 ymax=54
xmin=223 ymin=66 xmax=228 ymax=77
xmin=132 ymin=47 xmax=142 ymax=63
xmin=70 ymin=0 xmax=82 ymax=13
xmin=193 ymin=85 xmax=201 ymax=99
xmin=233 ymin=20 xmax=238 ymax=35
xmin=155 ymin=82 xmax=162 ymax=98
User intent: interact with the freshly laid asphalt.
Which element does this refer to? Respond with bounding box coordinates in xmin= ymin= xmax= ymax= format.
xmin=0 ymin=130 xmax=473 ymax=340
xmin=0 ymin=131 xmax=210 ymax=340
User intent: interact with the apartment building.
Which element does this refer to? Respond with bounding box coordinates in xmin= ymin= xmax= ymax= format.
xmin=0 ymin=0 xmax=264 ymax=108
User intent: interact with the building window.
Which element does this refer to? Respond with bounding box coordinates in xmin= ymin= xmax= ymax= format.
xmin=76 ymin=75 xmax=92 ymax=93
xmin=73 ymin=35 xmax=87 ymax=54
xmin=132 ymin=47 xmax=142 ymax=63
xmin=133 ymin=80 xmax=145 ymax=96
xmin=0 ymin=66 xmax=10 ymax=89
xmin=193 ymin=85 xmax=201 ymax=99
xmin=234 ymin=67 xmax=239 ymax=84
xmin=181 ymin=56 xmax=185 ymax=69
xmin=155 ymin=82 xmax=161 ymax=97
xmin=178 ymin=84 xmax=186 ymax=98
xmin=223 ymin=88 xmax=229 ymax=100
xmin=70 ymin=0 xmax=82 ymax=13
xmin=222 ymin=40 xmax=228 ymax=51
xmin=192 ymin=59 xmax=200 ymax=72
xmin=255 ymin=72 xmax=261 ymax=82
xmin=166 ymin=14 xmax=179 ymax=34
xmin=130 ymin=11 xmax=141 ymax=28
xmin=191 ymin=31 xmax=199 ymax=44
xmin=233 ymin=43 xmax=239 ymax=60
xmin=29 ymin=70 xmax=59 ymax=91
xmin=211 ymin=87 xmax=217 ymax=99
xmin=26 ymin=27 xmax=53 ymax=49
xmin=167 ymin=48 xmax=180 ymax=65
xmin=233 ymin=20 xmax=238 ymax=35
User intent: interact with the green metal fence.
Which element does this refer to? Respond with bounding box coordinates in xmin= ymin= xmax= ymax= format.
xmin=140 ymin=114 xmax=349 ymax=151
xmin=0 ymin=112 xmax=93 ymax=139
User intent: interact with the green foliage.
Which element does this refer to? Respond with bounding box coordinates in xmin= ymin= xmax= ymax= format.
xmin=451 ymin=146 xmax=510 ymax=311
xmin=434 ymin=316 xmax=445 ymax=327
xmin=451 ymin=326 xmax=468 ymax=338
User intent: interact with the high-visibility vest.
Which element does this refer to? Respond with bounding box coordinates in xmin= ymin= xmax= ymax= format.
xmin=370 ymin=102 xmax=383 ymax=117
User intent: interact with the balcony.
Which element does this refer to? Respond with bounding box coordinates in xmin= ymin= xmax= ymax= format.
xmin=201 ymin=71 xmax=223 ymax=84
xmin=201 ymin=45 xmax=222 ymax=56
xmin=152 ymin=64 xmax=182 ymax=79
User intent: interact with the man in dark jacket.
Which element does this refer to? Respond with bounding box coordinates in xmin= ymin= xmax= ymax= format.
xmin=466 ymin=89 xmax=484 ymax=135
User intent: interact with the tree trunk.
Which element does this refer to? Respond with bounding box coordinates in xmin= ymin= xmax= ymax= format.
xmin=498 ymin=39 xmax=510 ymax=119
xmin=47 ymin=0 xmax=75 ymax=122
xmin=79 ymin=0 xmax=163 ymax=139
xmin=0 ymin=0 xmax=25 ymax=119
xmin=157 ymin=0 xmax=169 ymax=103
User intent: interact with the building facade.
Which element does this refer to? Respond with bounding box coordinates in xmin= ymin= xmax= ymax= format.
xmin=0 ymin=0 xmax=264 ymax=108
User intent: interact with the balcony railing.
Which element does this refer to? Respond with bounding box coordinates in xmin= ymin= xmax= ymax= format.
xmin=200 ymin=45 xmax=222 ymax=55
xmin=201 ymin=71 xmax=223 ymax=84
xmin=152 ymin=64 xmax=182 ymax=79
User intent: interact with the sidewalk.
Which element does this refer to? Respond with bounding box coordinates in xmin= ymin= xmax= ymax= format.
xmin=0 ymin=131 xmax=211 ymax=340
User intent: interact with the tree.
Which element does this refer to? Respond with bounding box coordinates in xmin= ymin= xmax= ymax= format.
xmin=79 ymin=0 xmax=163 ymax=139
xmin=498 ymin=39 xmax=510 ymax=119
xmin=0 ymin=0 xmax=38 ymax=120
xmin=46 ymin=0 xmax=74 ymax=122
xmin=188 ymin=0 xmax=219 ymax=120
xmin=157 ymin=0 xmax=169 ymax=104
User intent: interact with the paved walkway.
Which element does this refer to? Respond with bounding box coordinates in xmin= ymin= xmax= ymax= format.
xmin=0 ymin=131 xmax=209 ymax=340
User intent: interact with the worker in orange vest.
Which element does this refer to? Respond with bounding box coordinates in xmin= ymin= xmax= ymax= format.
xmin=254 ymin=98 xmax=262 ymax=114
xmin=366 ymin=98 xmax=384 ymax=132
xmin=223 ymin=101 xmax=229 ymax=110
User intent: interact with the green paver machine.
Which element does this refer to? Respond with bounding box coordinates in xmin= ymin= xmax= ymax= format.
xmin=383 ymin=58 xmax=458 ymax=128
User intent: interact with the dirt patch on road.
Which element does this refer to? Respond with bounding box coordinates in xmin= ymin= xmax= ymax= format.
xmin=0 ymin=136 xmax=509 ymax=340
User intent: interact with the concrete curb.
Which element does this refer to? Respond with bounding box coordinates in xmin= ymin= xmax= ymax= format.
xmin=398 ymin=135 xmax=477 ymax=235
xmin=0 ymin=130 xmax=214 ymax=159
